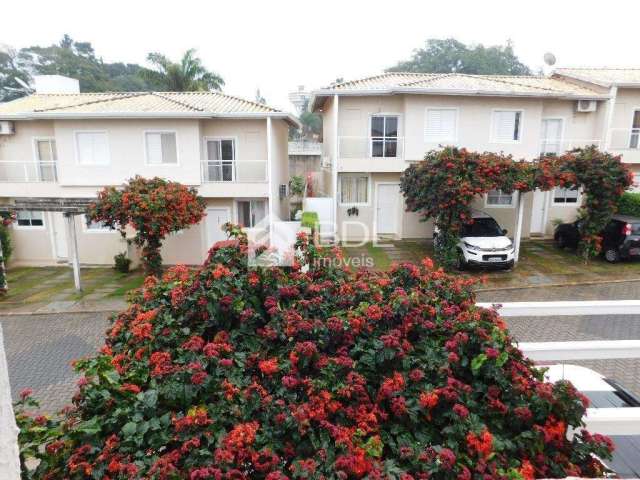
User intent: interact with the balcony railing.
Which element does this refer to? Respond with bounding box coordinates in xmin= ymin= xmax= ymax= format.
xmin=539 ymin=139 xmax=602 ymax=156
xmin=288 ymin=141 xmax=322 ymax=155
xmin=338 ymin=136 xmax=405 ymax=160
xmin=609 ymin=128 xmax=640 ymax=150
xmin=201 ymin=160 xmax=267 ymax=183
xmin=0 ymin=161 xmax=57 ymax=182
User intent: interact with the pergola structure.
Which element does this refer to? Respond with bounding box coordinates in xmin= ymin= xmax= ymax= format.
xmin=0 ymin=197 xmax=94 ymax=292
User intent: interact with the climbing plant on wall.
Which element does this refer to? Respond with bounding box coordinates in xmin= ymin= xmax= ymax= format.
xmin=0 ymin=213 xmax=15 ymax=293
xmin=401 ymin=146 xmax=632 ymax=269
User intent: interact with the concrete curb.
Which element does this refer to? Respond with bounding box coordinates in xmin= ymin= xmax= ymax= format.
xmin=475 ymin=277 xmax=640 ymax=293
xmin=0 ymin=308 xmax=122 ymax=317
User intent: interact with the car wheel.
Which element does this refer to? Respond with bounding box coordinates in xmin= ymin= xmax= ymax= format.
xmin=455 ymin=250 xmax=467 ymax=271
xmin=604 ymin=248 xmax=621 ymax=263
xmin=555 ymin=234 xmax=567 ymax=249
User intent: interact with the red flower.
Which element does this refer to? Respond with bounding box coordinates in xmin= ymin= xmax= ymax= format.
xmin=259 ymin=358 xmax=279 ymax=376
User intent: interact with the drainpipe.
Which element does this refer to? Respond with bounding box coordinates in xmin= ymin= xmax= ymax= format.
xmin=267 ymin=117 xmax=273 ymax=232
xmin=332 ymin=95 xmax=339 ymax=243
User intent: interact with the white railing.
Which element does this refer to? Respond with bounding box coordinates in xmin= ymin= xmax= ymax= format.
xmin=0 ymin=161 xmax=57 ymax=182
xmin=609 ymin=128 xmax=640 ymax=150
xmin=201 ymin=160 xmax=267 ymax=183
xmin=288 ymin=141 xmax=322 ymax=155
xmin=539 ymin=139 xmax=602 ymax=156
xmin=338 ymin=136 xmax=405 ymax=160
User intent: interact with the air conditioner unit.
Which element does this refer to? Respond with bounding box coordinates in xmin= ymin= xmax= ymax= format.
xmin=576 ymin=100 xmax=597 ymax=113
xmin=0 ymin=121 xmax=15 ymax=135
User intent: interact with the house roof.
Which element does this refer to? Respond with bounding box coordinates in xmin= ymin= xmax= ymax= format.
xmin=310 ymin=72 xmax=607 ymax=111
xmin=0 ymin=91 xmax=300 ymax=126
xmin=553 ymin=67 xmax=640 ymax=87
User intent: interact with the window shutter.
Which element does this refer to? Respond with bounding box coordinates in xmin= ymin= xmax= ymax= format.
xmin=425 ymin=109 xmax=456 ymax=141
xmin=146 ymin=133 xmax=163 ymax=164
xmin=493 ymin=111 xmax=518 ymax=142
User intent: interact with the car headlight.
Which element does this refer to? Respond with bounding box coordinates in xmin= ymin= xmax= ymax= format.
xmin=464 ymin=242 xmax=479 ymax=251
xmin=506 ymin=241 xmax=513 ymax=249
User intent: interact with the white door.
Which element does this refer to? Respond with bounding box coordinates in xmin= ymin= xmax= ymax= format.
xmin=206 ymin=208 xmax=230 ymax=247
xmin=376 ymin=184 xmax=400 ymax=235
xmin=52 ymin=213 xmax=68 ymax=260
xmin=530 ymin=190 xmax=548 ymax=235
xmin=540 ymin=119 xmax=563 ymax=155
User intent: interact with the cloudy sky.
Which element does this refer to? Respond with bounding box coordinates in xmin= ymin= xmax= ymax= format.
xmin=3 ymin=0 xmax=639 ymax=111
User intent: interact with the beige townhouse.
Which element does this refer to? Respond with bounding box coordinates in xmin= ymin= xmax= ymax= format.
xmin=309 ymin=69 xmax=640 ymax=243
xmin=0 ymin=76 xmax=298 ymax=267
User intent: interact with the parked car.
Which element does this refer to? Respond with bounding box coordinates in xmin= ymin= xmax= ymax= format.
xmin=554 ymin=215 xmax=640 ymax=263
xmin=435 ymin=210 xmax=514 ymax=270
xmin=544 ymin=364 xmax=640 ymax=477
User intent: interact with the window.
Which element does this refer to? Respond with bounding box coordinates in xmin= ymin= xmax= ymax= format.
xmin=145 ymin=132 xmax=178 ymax=165
xmin=340 ymin=175 xmax=368 ymax=204
xmin=553 ymin=187 xmax=579 ymax=204
xmin=370 ymin=116 xmax=398 ymax=158
xmin=75 ymin=131 xmax=109 ymax=165
xmin=425 ymin=108 xmax=457 ymax=142
xmin=491 ymin=110 xmax=522 ymax=143
xmin=34 ymin=138 xmax=57 ymax=181
xmin=486 ymin=189 xmax=514 ymax=206
xmin=630 ymin=110 xmax=640 ymax=149
xmin=84 ymin=217 xmax=115 ymax=232
xmin=16 ymin=211 xmax=44 ymax=228
xmin=540 ymin=119 xmax=563 ymax=155
xmin=205 ymin=139 xmax=235 ymax=181
xmin=237 ymin=200 xmax=266 ymax=228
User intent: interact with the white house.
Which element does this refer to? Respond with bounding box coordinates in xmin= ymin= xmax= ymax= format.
xmin=309 ymin=69 xmax=640 ymax=242
xmin=0 ymin=76 xmax=299 ymax=266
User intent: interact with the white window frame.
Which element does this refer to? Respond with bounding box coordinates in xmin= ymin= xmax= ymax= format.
xmin=14 ymin=210 xmax=46 ymax=230
xmin=628 ymin=107 xmax=640 ymax=149
xmin=539 ymin=117 xmax=565 ymax=156
xmin=490 ymin=109 xmax=524 ymax=144
xmin=82 ymin=216 xmax=116 ymax=234
xmin=424 ymin=107 xmax=459 ymax=143
xmin=31 ymin=136 xmax=58 ymax=182
xmin=203 ymin=136 xmax=237 ymax=182
xmin=235 ymin=199 xmax=267 ymax=228
xmin=484 ymin=189 xmax=517 ymax=208
xmin=369 ymin=114 xmax=401 ymax=158
xmin=339 ymin=174 xmax=370 ymax=206
xmin=74 ymin=130 xmax=110 ymax=166
xmin=552 ymin=187 xmax=581 ymax=206
xmin=144 ymin=130 xmax=179 ymax=166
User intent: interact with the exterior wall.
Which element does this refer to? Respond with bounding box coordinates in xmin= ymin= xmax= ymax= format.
xmin=0 ymin=120 xmax=55 ymax=161
xmin=270 ymin=120 xmax=290 ymax=221
xmin=321 ymin=97 xmax=335 ymax=198
xmin=609 ymin=87 xmax=640 ymax=163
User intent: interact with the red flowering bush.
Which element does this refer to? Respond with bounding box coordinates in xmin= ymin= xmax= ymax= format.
xmin=86 ymin=176 xmax=206 ymax=276
xmin=15 ymin=227 xmax=613 ymax=479
xmin=402 ymin=146 xmax=632 ymax=268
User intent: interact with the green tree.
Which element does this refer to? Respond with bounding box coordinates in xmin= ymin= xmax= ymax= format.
xmin=388 ymin=38 xmax=531 ymax=75
xmin=0 ymin=47 xmax=32 ymax=101
xmin=141 ymin=49 xmax=224 ymax=91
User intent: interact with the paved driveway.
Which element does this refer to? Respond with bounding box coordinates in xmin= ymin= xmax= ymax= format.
xmin=1 ymin=312 xmax=111 ymax=412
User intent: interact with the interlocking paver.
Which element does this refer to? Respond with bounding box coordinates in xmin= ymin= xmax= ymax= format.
xmin=1 ymin=312 xmax=111 ymax=412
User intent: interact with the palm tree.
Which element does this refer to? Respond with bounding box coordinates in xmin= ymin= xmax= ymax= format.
xmin=141 ymin=49 xmax=224 ymax=91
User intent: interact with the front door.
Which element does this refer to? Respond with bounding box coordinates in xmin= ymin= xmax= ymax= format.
xmin=376 ymin=184 xmax=400 ymax=236
xmin=530 ymin=190 xmax=548 ymax=235
xmin=52 ymin=212 xmax=68 ymax=260
xmin=206 ymin=208 xmax=230 ymax=247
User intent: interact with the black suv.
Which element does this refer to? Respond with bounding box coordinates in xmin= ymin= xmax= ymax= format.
xmin=554 ymin=215 xmax=640 ymax=262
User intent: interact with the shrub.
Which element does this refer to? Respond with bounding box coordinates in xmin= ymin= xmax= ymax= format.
xmin=114 ymin=252 xmax=132 ymax=273
xmin=0 ymin=212 xmax=15 ymax=292
xmin=87 ymin=176 xmax=206 ymax=276
xmin=289 ymin=176 xmax=305 ymax=198
xmin=15 ymin=227 xmax=613 ymax=479
xmin=618 ymin=191 xmax=640 ymax=218
xmin=300 ymin=211 xmax=319 ymax=231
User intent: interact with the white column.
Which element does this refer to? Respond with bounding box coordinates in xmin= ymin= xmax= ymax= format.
xmin=266 ymin=117 xmax=274 ymax=235
xmin=64 ymin=213 xmax=81 ymax=292
xmin=513 ymin=191 xmax=525 ymax=262
xmin=332 ymin=94 xmax=339 ymax=242
xmin=601 ymin=86 xmax=618 ymax=150
xmin=0 ymin=325 xmax=21 ymax=480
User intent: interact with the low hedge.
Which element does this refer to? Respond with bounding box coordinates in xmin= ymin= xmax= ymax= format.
xmin=618 ymin=191 xmax=640 ymax=218
xmin=15 ymin=226 xmax=613 ymax=479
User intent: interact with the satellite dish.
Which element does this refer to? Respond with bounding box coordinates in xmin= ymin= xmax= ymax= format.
xmin=543 ymin=52 xmax=557 ymax=66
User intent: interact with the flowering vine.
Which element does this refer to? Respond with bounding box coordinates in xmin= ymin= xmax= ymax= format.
xmin=401 ymin=146 xmax=632 ymax=268
xmin=15 ymin=225 xmax=613 ymax=478
xmin=86 ymin=176 xmax=206 ymax=276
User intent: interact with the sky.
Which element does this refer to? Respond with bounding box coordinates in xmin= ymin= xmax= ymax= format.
xmin=3 ymin=0 xmax=640 ymax=112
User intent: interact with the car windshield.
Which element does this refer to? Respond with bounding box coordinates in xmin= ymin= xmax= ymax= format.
xmin=461 ymin=218 xmax=504 ymax=237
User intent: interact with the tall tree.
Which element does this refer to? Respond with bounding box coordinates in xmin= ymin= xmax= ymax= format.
xmin=0 ymin=47 xmax=32 ymax=101
xmin=141 ymin=49 xmax=224 ymax=91
xmin=388 ymin=38 xmax=531 ymax=75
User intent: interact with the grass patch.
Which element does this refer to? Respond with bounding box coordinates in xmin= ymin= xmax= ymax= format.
xmin=365 ymin=243 xmax=391 ymax=271
xmin=108 ymin=273 xmax=145 ymax=297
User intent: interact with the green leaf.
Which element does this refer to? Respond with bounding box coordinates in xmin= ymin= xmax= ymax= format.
xmin=496 ymin=351 xmax=509 ymax=367
xmin=122 ymin=421 xmax=137 ymax=437
xmin=77 ymin=417 xmax=101 ymax=435
xmin=471 ymin=353 xmax=487 ymax=373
